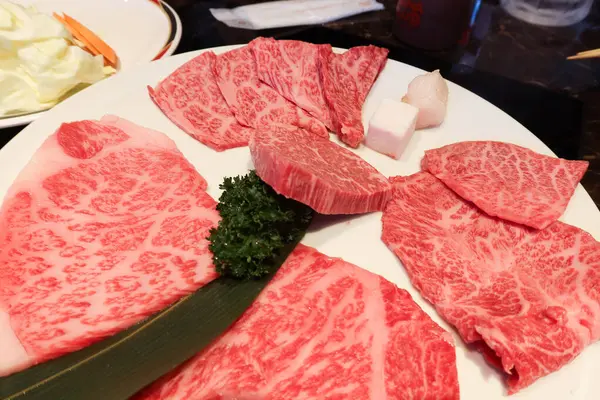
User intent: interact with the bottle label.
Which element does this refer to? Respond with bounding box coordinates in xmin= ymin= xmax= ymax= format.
xmin=396 ymin=0 xmax=423 ymax=28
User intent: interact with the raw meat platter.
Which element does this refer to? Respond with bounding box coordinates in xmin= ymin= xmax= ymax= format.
xmin=1 ymin=42 xmax=599 ymax=400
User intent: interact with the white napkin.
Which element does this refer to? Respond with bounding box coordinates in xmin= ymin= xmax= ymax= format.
xmin=210 ymin=0 xmax=384 ymax=30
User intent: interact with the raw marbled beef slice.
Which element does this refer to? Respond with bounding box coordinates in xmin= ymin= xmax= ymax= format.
xmin=319 ymin=45 xmax=388 ymax=148
xmin=148 ymin=51 xmax=253 ymax=151
xmin=249 ymin=125 xmax=391 ymax=214
xmin=249 ymin=37 xmax=334 ymax=129
xmin=213 ymin=46 xmax=328 ymax=138
xmin=136 ymin=244 xmax=460 ymax=400
xmin=0 ymin=116 xmax=220 ymax=376
xmin=381 ymin=171 xmax=600 ymax=393
xmin=422 ymin=141 xmax=589 ymax=229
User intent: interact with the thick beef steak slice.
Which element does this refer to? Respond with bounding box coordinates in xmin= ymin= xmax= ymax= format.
xmin=249 ymin=125 xmax=391 ymax=214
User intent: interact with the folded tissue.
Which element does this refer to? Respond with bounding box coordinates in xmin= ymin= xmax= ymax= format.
xmin=210 ymin=0 xmax=384 ymax=30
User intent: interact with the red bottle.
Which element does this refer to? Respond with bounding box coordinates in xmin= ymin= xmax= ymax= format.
xmin=393 ymin=0 xmax=474 ymax=51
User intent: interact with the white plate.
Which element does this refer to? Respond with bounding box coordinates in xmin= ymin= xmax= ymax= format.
xmin=1 ymin=46 xmax=600 ymax=399
xmin=0 ymin=0 xmax=182 ymax=129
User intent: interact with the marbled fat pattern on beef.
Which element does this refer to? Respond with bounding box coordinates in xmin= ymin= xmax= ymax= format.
xmin=382 ymin=171 xmax=600 ymax=393
xmin=213 ymin=46 xmax=328 ymax=138
xmin=148 ymin=51 xmax=253 ymax=151
xmin=249 ymin=125 xmax=391 ymax=214
xmin=136 ymin=244 xmax=460 ymax=400
xmin=422 ymin=141 xmax=589 ymax=229
xmin=249 ymin=37 xmax=334 ymax=130
xmin=319 ymin=45 xmax=388 ymax=148
xmin=0 ymin=116 xmax=220 ymax=376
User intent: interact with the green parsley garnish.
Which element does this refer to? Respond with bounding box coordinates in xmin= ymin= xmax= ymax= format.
xmin=208 ymin=171 xmax=313 ymax=280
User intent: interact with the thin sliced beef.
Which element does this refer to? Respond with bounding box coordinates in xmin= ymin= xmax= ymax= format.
xmin=148 ymin=51 xmax=253 ymax=151
xmin=0 ymin=116 xmax=220 ymax=376
xmin=136 ymin=244 xmax=460 ymax=400
xmin=249 ymin=125 xmax=391 ymax=214
xmin=213 ymin=46 xmax=328 ymax=138
xmin=249 ymin=37 xmax=334 ymax=129
xmin=381 ymin=171 xmax=600 ymax=394
xmin=422 ymin=141 xmax=589 ymax=229
xmin=319 ymin=45 xmax=388 ymax=148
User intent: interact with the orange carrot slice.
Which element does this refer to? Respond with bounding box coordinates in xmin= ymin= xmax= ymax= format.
xmin=53 ymin=12 xmax=101 ymax=57
xmin=152 ymin=42 xmax=171 ymax=61
xmin=62 ymin=13 xmax=118 ymax=67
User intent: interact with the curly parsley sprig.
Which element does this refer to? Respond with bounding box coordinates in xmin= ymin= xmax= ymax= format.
xmin=208 ymin=171 xmax=313 ymax=280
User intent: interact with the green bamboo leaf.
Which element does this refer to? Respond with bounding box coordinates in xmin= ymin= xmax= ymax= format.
xmin=0 ymin=221 xmax=310 ymax=400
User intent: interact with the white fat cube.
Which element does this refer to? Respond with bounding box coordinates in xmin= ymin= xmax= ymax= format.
xmin=365 ymin=98 xmax=418 ymax=160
